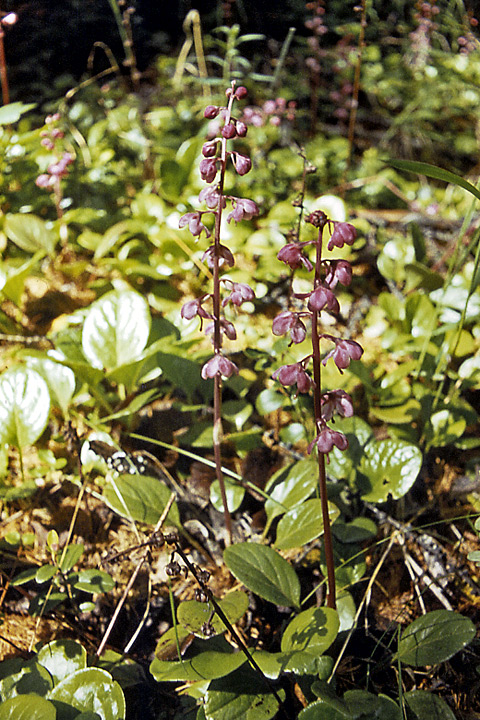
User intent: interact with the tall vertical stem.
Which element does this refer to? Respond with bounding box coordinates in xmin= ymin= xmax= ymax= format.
xmin=0 ymin=26 xmax=9 ymax=106
xmin=211 ymin=85 xmax=236 ymax=545
xmin=311 ymin=226 xmax=336 ymax=609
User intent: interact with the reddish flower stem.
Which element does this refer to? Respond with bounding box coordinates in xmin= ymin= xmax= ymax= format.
xmin=211 ymin=85 xmax=237 ymax=546
xmin=311 ymin=223 xmax=336 ymax=609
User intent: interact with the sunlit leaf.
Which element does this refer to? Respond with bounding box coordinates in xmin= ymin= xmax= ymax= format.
xmin=281 ymin=607 xmax=339 ymax=655
xmin=82 ymin=289 xmax=151 ymax=370
xmin=4 ymin=214 xmax=56 ymax=255
xmin=37 ymin=640 xmax=87 ymax=685
xmin=47 ymin=668 xmax=125 ymax=720
xmin=275 ymin=500 xmax=340 ymax=550
xmin=359 ymin=439 xmax=422 ymax=502
xmin=0 ymin=367 xmax=50 ymax=447
xmin=103 ymin=474 xmax=180 ymax=527
xmin=224 ymin=543 xmax=300 ymax=608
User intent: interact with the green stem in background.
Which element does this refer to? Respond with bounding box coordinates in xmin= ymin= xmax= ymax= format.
xmin=311 ymin=221 xmax=336 ymax=610
xmin=106 ymin=0 xmax=139 ymax=90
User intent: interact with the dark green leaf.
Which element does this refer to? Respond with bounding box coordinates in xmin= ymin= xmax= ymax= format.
xmin=404 ymin=690 xmax=457 ymax=720
xmin=397 ymin=610 xmax=476 ymax=666
xmin=224 ymin=543 xmax=300 ymax=608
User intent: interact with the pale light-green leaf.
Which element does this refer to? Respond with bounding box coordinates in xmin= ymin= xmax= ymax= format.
xmin=47 ymin=668 xmax=125 ymax=720
xmin=103 ymin=474 xmax=180 ymax=527
xmin=4 ymin=214 xmax=56 ymax=255
xmin=281 ymin=607 xmax=339 ymax=656
xmin=0 ymin=367 xmax=50 ymax=447
xmin=275 ymin=500 xmax=340 ymax=550
xmin=359 ymin=439 xmax=422 ymax=502
xmin=82 ymin=289 xmax=151 ymax=370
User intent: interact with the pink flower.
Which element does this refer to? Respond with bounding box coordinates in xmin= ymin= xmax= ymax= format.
xmin=180 ymin=297 xmax=212 ymax=320
xmin=36 ymin=174 xmax=54 ymax=189
xmin=272 ymin=310 xmax=307 ymax=344
xmin=179 ymin=212 xmax=211 ymax=238
xmin=272 ymin=363 xmax=313 ymax=393
xmin=308 ymin=427 xmax=349 ymax=455
xmin=201 ymin=354 xmax=238 ymax=379
xmin=321 ymin=390 xmax=354 ymax=421
xmin=205 ymin=319 xmax=237 ymax=341
xmin=277 ymin=243 xmax=313 ymax=271
xmin=226 ymin=197 xmax=259 ymax=224
xmin=222 ymin=282 xmax=255 ymax=306
xmin=324 ymin=260 xmax=352 ymax=289
xmin=307 ymin=286 xmax=340 ymax=314
xmin=231 ymin=152 xmax=251 ymax=176
xmin=322 ymin=338 xmax=363 ymax=372
xmin=199 ymin=186 xmax=225 ymax=210
xmin=202 ymin=244 xmax=235 ymax=269
xmin=200 ymin=157 xmax=218 ymax=183
xmin=327 ymin=222 xmax=357 ymax=251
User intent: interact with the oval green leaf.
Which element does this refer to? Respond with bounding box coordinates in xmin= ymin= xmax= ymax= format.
xmin=397 ymin=610 xmax=476 ymax=666
xmin=210 ymin=479 xmax=245 ymax=513
xmin=149 ymin=649 xmax=245 ymax=682
xmin=73 ymin=569 xmax=115 ymax=594
xmin=281 ymin=607 xmax=339 ymax=656
xmin=265 ymin=457 xmax=319 ymax=528
xmin=4 ymin=214 xmax=56 ymax=255
xmin=47 ymin=668 xmax=125 ymax=720
xmin=24 ymin=355 xmax=75 ymax=415
xmin=359 ymin=439 xmax=422 ymax=502
xmin=0 ymin=695 xmax=56 ymax=720
xmin=103 ymin=474 xmax=180 ymax=527
xmin=0 ymin=367 xmax=50 ymax=447
xmin=205 ymin=665 xmax=283 ymax=720
xmin=275 ymin=500 xmax=340 ymax=550
xmin=224 ymin=543 xmax=300 ymax=608
xmin=37 ymin=640 xmax=87 ymax=685
xmin=404 ymin=690 xmax=457 ymax=720
xmin=82 ymin=289 xmax=151 ymax=370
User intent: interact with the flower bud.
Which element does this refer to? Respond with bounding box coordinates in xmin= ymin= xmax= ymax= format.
xmin=202 ymin=140 xmax=218 ymax=158
xmin=199 ymin=157 xmax=218 ymax=183
xmin=204 ymin=105 xmax=219 ymax=119
xmin=231 ymin=152 xmax=251 ymax=176
xmin=201 ymin=354 xmax=238 ymax=379
xmin=327 ymin=222 xmax=357 ymax=251
xmin=221 ymin=124 xmax=236 ymax=139
xmin=235 ymin=86 xmax=248 ymax=99
xmin=236 ymin=121 xmax=247 ymax=137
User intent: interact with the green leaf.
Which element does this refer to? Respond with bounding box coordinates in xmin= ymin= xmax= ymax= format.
xmin=424 ymin=410 xmax=467 ymax=449
xmin=102 ymin=474 xmax=180 ymax=526
xmin=255 ymin=388 xmax=286 ymax=414
xmin=24 ymin=355 xmax=75 ymax=415
xmin=396 ymin=610 xmax=476 ymax=666
xmin=281 ymin=607 xmax=339 ymax=655
xmin=37 ymin=640 xmax=87 ymax=686
xmin=404 ymin=690 xmax=457 ymax=720
xmin=0 ymin=102 xmax=36 ymax=125
xmin=298 ymin=701 xmax=349 ymax=720
xmin=0 ymin=695 xmax=56 ymax=720
xmin=4 ymin=214 xmax=56 ymax=255
xmin=224 ymin=543 xmax=301 ymax=608
xmin=275 ymin=500 xmax=340 ymax=550
xmin=205 ymin=665 xmax=283 ymax=720
xmin=359 ymin=439 xmax=422 ymax=502
xmin=47 ymin=668 xmax=125 ymax=720
xmin=177 ymin=591 xmax=249 ymax=638
xmin=264 ymin=457 xmax=319 ymax=528
xmin=385 ymin=158 xmax=480 ymax=203
xmin=0 ymin=660 xmax=53 ymax=700
xmin=149 ymin=647 xmax=245 ymax=682
xmin=210 ymin=479 xmax=245 ymax=513
xmin=0 ymin=367 xmax=50 ymax=447
xmin=82 ymin=289 xmax=151 ymax=371
xmin=73 ymin=569 xmax=115 ymax=594
xmin=57 ymin=543 xmax=84 ymax=573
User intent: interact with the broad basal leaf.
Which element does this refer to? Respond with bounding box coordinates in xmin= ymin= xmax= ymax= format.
xmin=224 ymin=543 xmax=300 ymax=608
xmin=359 ymin=439 xmax=422 ymax=502
xmin=37 ymin=640 xmax=87 ymax=685
xmin=4 ymin=213 xmax=56 ymax=255
xmin=82 ymin=289 xmax=151 ymax=371
xmin=281 ymin=607 xmax=339 ymax=656
xmin=47 ymin=668 xmax=125 ymax=720
xmin=0 ymin=366 xmax=50 ymax=447
xmin=275 ymin=499 xmax=340 ymax=550
xmin=103 ymin=474 xmax=180 ymax=527
xmin=396 ymin=610 xmax=475 ymax=666
xmin=0 ymin=695 xmax=56 ymax=720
